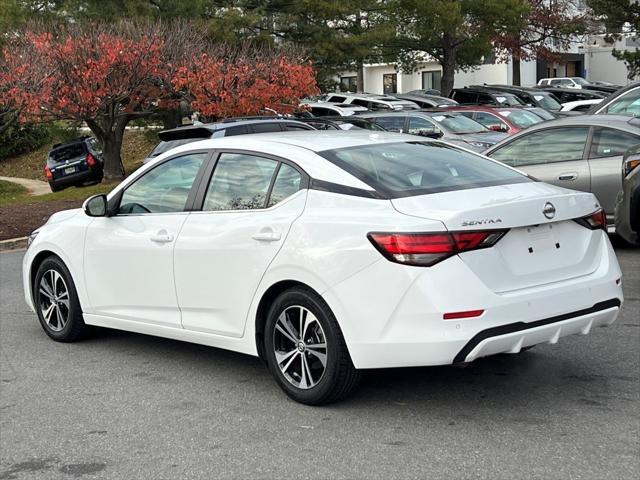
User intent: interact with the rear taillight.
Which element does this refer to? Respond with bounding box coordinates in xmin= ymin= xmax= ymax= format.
xmin=368 ymin=230 xmax=508 ymax=266
xmin=623 ymin=157 xmax=640 ymax=177
xmin=574 ymin=208 xmax=606 ymax=231
xmin=44 ymin=165 xmax=53 ymax=180
xmin=86 ymin=152 xmax=97 ymax=167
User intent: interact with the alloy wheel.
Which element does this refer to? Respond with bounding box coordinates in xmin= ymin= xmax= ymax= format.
xmin=273 ymin=305 xmax=328 ymax=389
xmin=38 ymin=269 xmax=69 ymax=332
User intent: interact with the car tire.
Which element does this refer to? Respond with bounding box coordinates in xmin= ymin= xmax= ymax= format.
xmin=264 ymin=287 xmax=360 ymax=405
xmin=33 ymin=256 xmax=87 ymax=342
xmin=49 ymin=183 xmax=60 ymax=192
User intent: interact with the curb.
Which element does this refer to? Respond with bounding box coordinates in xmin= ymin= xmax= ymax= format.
xmin=0 ymin=236 xmax=28 ymax=252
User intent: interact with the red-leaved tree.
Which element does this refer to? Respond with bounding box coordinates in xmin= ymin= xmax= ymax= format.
xmin=173 ymin=45 xmax=320 ymax=119
xmin=1 ymin=24 xmax=177 ymax=178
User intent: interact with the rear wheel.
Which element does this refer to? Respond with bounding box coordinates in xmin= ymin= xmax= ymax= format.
xmin=48 ymin=182 xmax=61 ymax=192
xmin=33 ymin=256 xmax=87 ymax=342
xmin=264 ymin=288 xmax=360 ymax=405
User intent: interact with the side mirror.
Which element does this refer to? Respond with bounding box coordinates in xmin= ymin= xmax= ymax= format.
xmin=83 ymin=194 xmax=108 ymax=217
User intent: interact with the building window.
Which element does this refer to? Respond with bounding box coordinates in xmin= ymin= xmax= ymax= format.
xmin=421 ymin=71 xmax=441 ymax=92
xmin=383 ymin=74 xmax=397 ymax=94
xmin=340 ymin=76 xmax=357 ymax=92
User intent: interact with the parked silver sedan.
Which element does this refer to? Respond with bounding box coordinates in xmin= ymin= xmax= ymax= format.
xmin=484 ymin=115 xmax=640 ymax=228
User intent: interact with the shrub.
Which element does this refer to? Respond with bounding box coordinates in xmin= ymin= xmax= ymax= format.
xmin=0 ymin=122 xmax=50 ymax=160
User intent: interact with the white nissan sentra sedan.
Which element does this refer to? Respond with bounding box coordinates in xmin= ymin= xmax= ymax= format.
xmin=23 ymin=131 xmax=623 ymax=405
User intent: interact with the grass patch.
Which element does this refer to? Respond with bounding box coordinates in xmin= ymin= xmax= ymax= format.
xmin=26 ymin=182 xmax=119 ymax=204
xmin=0 ymin=130 xmax=157 ymax=181
xmin=0 ymin=180 xmax=28 ymax=207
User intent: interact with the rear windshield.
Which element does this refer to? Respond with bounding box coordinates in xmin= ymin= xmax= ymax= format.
xmin=49 ymin=143 xmax=86 ymax=163
xmin=319 ymin=142 xmax=531 ymax=197
xmin=427 ymin=113 xmax=488 ymax=134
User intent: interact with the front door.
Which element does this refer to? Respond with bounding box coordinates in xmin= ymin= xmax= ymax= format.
xmin=174 ymin=152 xmax=308 ymax=337
xmin=83 ymin=152 xmax=208 ymax=327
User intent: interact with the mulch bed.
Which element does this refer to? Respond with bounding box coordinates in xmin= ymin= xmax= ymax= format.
xmin=0 ymin=200 xmax=82 ymax=240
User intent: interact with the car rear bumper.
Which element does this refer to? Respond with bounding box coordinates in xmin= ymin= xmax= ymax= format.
xmin=323 ymin=232 xmax=623 ymax=369
xmin=52 ymin=167 xmax=102 ymax=187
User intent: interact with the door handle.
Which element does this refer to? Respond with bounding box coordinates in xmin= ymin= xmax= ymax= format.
xmin=558 ymin=173 xmax=578 ymax=181
xmin=252 ymin=229 xmax=282 ymax=242
xmin=150 ymin=230 xmax=174 ymax=243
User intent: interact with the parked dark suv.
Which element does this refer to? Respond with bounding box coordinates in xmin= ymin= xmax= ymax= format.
xmin=45 ymin=137 xmax=104 ymax=192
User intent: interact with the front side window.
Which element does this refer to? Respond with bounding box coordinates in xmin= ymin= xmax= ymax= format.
xmin=589 ymin=127 xmax=640 ymax=159
xmin=408 ymin=116 xmax=438 ymax=135
xmin=532 ymin=93 xmax=562 ymax=111
xmin=320 ymin=142 xmax=529 ymax=197
xmin=489 ymin=127 xmax=589 ymax=167
xmin=428 ymin=113 xmax=487 ymax=134
xmin=203 ymin=153 xmax=278 ymax=211
xmin=119 ymin=153 xmax=206 ymax=214
xmin=474 ymin=112 xmax=508 ymax=131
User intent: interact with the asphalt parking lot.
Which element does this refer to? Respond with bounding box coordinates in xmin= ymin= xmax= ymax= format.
xmin=0 ymin=244 xmax=638 ymax=480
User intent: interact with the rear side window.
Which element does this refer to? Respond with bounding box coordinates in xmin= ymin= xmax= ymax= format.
xmin=311 ymin=107 xmax=333 ymax=116
xmin=351 ymin=99 xmax=370 ymax=108
xmin=372 ymin=116 xmax=405 ymax=132
xmin=489 ymin=127 xmax=589 ymax=166
xmin=477 ymin=93 xmax=494 ymax=105
xmin=224 ymin=125 xmax=249 ymax=136
xmin=327 ymin=95 xmax=346 ymax=103
xmin=319 ymin=142 xmax=530 ymax=197
xmin=268 ymin=164 xmax=303 ymax=207
xmin=283 ymin=123 xmax=313 ymax=131
xmin=474 ymin=112 xmax=508 ymax=131
xmin=589 ymin=128 xmax=640 ymax=159
xmin=251 ymin=123 xmax=283 ymax=133
xmin=451 ymin=91 xmax=477 ymax=104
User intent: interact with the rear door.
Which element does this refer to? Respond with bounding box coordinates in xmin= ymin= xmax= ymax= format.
xmin=587 ymin=126 xmax=640 ymax=219
xmin=487 ymin=126 xmax=591 ymax=193
xmin=174 ymin=152 xmax=308 ymax=337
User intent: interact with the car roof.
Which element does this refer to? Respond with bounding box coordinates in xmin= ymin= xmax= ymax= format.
xmin=304 ymin=102 xmax=364 ymax=109
xmin=158 ymin=118 xmax=312 ymax=141
xmin=452 ymin=87 xmax=519 ymax=96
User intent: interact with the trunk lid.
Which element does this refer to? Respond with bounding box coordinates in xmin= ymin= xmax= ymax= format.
xmin=391 ymin=182 xmax=604 ymax=292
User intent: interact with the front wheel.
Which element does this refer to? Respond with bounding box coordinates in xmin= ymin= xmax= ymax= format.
xmin=264 ymin=287 xmax=360 ymax=405
xmin=33 ymin=256 xmax=87 ymax=342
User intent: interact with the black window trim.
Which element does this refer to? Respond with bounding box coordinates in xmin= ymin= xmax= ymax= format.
xmin=107 ymin=149 xmax=214 ymax=216
xmin=191 ymin=149 xmax=311 ymax=212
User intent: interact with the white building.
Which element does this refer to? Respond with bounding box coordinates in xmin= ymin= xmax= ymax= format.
xmin=339 ymin=36 xmax=636 ymax=95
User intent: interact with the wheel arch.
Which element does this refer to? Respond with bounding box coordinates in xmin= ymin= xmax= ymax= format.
xmin=29 ymin=250 xmax=62 ymax=302
xmin=254 ymin=280 xmax=321 ymax=361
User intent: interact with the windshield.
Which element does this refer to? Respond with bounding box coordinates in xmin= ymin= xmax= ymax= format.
xmin=49 ymin=143 xmax=85 ymax=164
xmin=496 ymin=109 xmax=544 ymax=129
xmin=427 ymin=113 xmax=488 ymax=134
xmin=526 ymin=107 xmax=555 ymax=121
xmin=493 ymin=94 xmax=524 ymax=106
xmin=571 ymin=77 xmax=590 ymax=86
xmin=319 ymin=142 xmax=530 ymax=197
xmin=149 ymin=139 xmax=197 ymax=157
xmin=532 ymin=93 xmax=561 ymax=110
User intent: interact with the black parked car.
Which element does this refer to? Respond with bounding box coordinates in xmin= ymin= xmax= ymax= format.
xmin=44 ymin=137 xmax=104 ymax=192
xmin=449 ymin=87 xmax=524 ymax=106
xmin=479 ymin=85 xmax=563 ymax=111
xmin=536 ymin=86 xmax=608 ymax=104
xmin=143 ymin=118 xmax=316 ymax=164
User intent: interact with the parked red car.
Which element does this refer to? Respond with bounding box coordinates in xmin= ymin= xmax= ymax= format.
xmin=430 ymin=106 xmax=546 ymax=135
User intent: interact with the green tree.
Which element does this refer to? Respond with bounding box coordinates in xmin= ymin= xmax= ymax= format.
xmin=391 ymin=0 xmax=528 ymax=95
xmin=588 ymin=0 xmax=640 ymax=80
